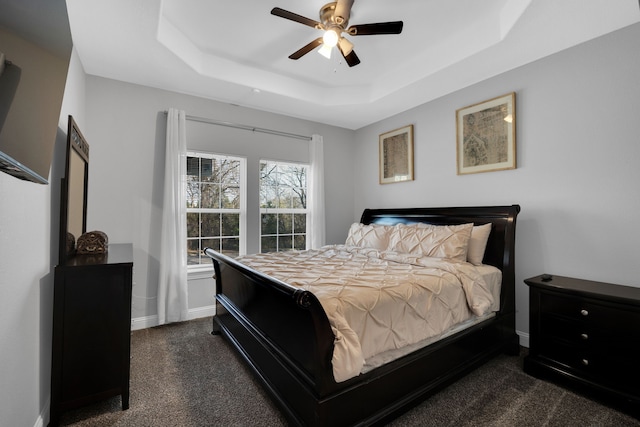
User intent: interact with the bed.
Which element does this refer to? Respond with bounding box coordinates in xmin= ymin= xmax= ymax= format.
xmin=204 ymin=205 xmax=520 ymax=426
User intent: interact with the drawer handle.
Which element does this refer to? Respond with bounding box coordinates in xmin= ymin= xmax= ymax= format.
xmin=580 ymin=333 xmax=589 ymax=340
xmin=581 ymin=358 xmax=589 ymax=366
xmin=580 ymin=309 xmax=589 ymax=316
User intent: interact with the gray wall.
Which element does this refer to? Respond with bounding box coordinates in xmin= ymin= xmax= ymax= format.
xmin=84 ymin=77 xmax=356 ymax=324
xmin=352 ymin=22 xmax=640 ymax=344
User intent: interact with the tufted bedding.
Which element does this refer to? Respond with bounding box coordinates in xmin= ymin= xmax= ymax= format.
xmin=236 ymin=244 xmax=497 ymax=382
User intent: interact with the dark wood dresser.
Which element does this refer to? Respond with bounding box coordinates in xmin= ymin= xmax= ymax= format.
xmin=524 ymin=274 xmax=640 ymax=417
xmin=50 ymin=244 xmax=133 ymax=426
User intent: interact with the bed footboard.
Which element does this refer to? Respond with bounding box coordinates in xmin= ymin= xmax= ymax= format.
xmin=205 ymin=249 xmax=337 ymax=397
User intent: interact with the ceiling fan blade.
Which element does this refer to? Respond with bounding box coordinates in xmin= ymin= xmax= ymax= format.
xmin=271 ymin=7 xmax=321 ymax=29
xmin=347 ymin=21 xmax=404 ymax=36
xmin=340 ymin=49 xmax=360 ymax=67
xmin=334 ymin=0 xmax=354 ymax=25
xmin=288 ymin=37 xmax=323 ymax=60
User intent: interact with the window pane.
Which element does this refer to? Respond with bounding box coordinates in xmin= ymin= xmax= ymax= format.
xmin=260 ymin=179 xmax=277 ymax=207
xmin=201 ymin=213 xmax=220 ymax=237
xmin=187 ymin=239 xmax=200 ymax=265
xmin=187 ymin=156 xmax=199 ymax=177
xmin=201 ymin=158 xmax=213 ymax=181
xmin=279 ymin=187 xmax=293 ymax=208
xmin=226 ymin=160 xmax=240 ymax=185
xmin=279 ymin=213 xmax=293 ymax=234
xmin=202 ymin=238 xmax=216 ymax=253
xmin=261 ymin=236 xmax=277 ymax=253
xmin=298 ymin=167 xmax=307 ymax=188
xmin=221 ymin=213 xmax=239 ymax=237
xmin=201 ymin=183 xmax=220 ymax=209
xmin=262 ymin=162 xmax=273 ymax=178
xmin=278 ymin=235 xmax=292 ymax=251
xmin=281 ymin=164 xmax=305 ymax=189
xmin=222 ymin=185 xmax=240 ymax=209
xmin=294 ymin=214 xmax=306 ymax=233
xmin=221 ymin=237 xmax=239 ymax=257
xmin=294 ymin=234 xmax=306 ymax=250
xmin=186 ymin=179 xmax=200 ymax=208
xmin=211 ymin=157 xmax=221 ymax=182
xmin=277 ymin=163 xmax=289 ymax=178
xmin=187 ymin=212 xmax=200 ymax=237
xmin=262 ymin=214 xmax=277 ymax=235
xmin=291 ymin=187 xmax=305 ymax=208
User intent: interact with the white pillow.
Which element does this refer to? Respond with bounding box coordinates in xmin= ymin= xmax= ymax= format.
xmin=345 ymin=223 xmax=394 ymax=250
xmin=467 ymin=223 xmax=492 ymax=265
xmin=389 ymin=223 xmax=473 ymax=262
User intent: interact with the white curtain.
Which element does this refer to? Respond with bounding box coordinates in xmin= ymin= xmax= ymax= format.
xmin=308 ymin=134 xmax=326 ymax=249
xmin=158 ymin=108 xmax=188 ymax=325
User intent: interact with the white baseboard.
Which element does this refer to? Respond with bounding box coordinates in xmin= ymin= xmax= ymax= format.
xmin=35 ymin=397 xmax=49 ymax=427
xmin=517 ymin=330 xmax=530 ymax=348
xmin=34 ymin=414 xmax=45 ymax=427
xmin=130 ymin=305 xmax=216 ymax=331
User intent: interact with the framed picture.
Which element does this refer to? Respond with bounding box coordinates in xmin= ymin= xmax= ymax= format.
xmin=379 ymin=124 xmax=414 ymax=184
xmin=456 ymin=92 xmax=516 ymax=175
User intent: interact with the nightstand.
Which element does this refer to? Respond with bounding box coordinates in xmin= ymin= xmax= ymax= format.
xmin=524 ymin=274 xmax=640 ymax=418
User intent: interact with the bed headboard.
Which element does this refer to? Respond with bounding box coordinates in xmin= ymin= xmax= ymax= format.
xmin=360 ymin=205 xmax=520 ymax=314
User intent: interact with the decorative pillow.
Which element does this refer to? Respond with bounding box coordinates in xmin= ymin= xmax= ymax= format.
xmin=389 ymin=223 xmax=473 ymax=262
xmin=467 ymin=223 xmax=492 ymax=265
xmin=345 ymin=223 xmax=394 ymax=250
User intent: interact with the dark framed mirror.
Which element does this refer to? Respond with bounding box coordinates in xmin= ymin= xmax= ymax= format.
xmin=58 ymin=115 xmax=89 ymax=264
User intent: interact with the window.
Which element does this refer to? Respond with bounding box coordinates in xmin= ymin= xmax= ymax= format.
xmin=186 ymin=152 xmax=245 ymax=267
xmin=260 ymin=160 xmax=308 ymax=253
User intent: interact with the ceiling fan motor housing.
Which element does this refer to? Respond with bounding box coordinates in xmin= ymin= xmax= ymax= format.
xmin=320 ymin=2 xmax=349 ymax=29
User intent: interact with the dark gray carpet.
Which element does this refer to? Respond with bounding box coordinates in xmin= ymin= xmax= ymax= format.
xmin=59 ymin=317 xmax=639 ymax=426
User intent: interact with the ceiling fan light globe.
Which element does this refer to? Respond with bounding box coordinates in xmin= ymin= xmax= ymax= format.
xmin=322 ymin=29 xmax=339 ymax=47
xmin=338 ymin=37 xmax=353 ymax=56
xmin=318 ymin=43 xmax=333 ymax=59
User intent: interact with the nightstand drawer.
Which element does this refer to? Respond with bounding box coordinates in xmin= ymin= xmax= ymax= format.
xmin=538 ymin=339 xmax=639 ymax=394
xmin=540 ymin=292 xmax=640 ymax=337
xmin=540 ymin=314 xmax=638 ymax=353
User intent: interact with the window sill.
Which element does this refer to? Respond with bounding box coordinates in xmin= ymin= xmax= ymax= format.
xmin=188 ymin=267 xmax=215 ymax=281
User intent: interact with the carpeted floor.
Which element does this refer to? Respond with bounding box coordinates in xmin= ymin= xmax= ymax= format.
xmin=58 ymin=317 xmax=639 ymax=426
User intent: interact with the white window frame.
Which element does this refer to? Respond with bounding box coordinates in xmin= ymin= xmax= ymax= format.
xmin=186 ymin=151 xmax=246 ymax=274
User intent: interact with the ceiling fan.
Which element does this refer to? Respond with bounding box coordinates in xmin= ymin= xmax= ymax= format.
xmin=271 ymin=0 xmax=403 ymax=67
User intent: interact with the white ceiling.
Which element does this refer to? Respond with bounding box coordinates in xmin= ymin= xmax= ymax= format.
xmin=5 ymin=1 xmax=640 ymax=130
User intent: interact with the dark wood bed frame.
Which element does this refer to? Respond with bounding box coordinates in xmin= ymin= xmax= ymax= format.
xmin=205 ymin=205 xmax=520 ymax=426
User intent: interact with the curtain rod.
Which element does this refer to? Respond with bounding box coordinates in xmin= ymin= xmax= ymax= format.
xmin=164 ymin=111 xmax=312 ymax=141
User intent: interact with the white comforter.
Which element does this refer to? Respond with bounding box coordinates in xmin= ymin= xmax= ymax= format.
xmin=236 ymin=245 xmax=494 ymax=382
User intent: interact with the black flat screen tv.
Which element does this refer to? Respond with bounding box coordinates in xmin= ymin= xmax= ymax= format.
xmin=0 ymin=27 xmax=70 ymax=184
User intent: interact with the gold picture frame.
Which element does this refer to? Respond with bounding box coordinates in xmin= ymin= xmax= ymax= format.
xmin=456 ymin=92 xmax=516 ymax=175
xmin=379 ymin=124 xmax=414 ymax=184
